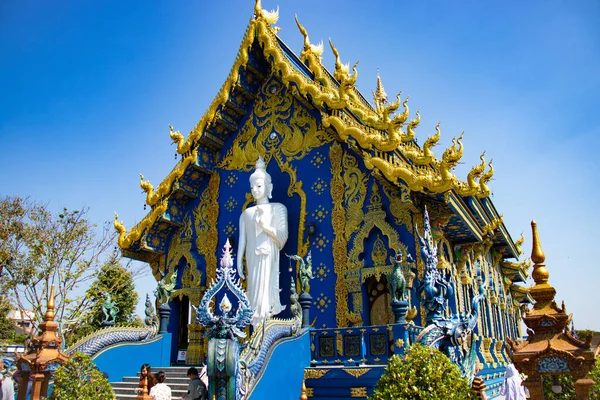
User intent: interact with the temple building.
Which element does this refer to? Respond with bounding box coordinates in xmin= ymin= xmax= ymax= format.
xmin=114 ymin=2 xmax=531 ymax=398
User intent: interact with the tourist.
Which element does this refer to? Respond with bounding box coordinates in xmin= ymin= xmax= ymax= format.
xmin=1 ymin=372 xmax=16 ymax=400
xmin=136 ymin=363 xmax=156 ymax=394
xmin=500 ymin=363 xmax=528 ymax=400
xmin=237 ymin=156 xmax=289 ymax=327
xmin=471 ymin=363 xmax=488 ymax=400
xmin=181 ymin=367 xmax=207 ymax=400
xmin=149 ymin=371 xmax=171 ymax=400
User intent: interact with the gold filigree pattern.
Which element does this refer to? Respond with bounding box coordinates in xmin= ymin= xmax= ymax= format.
xmin=311 ymin=177 xmax=328 ymax=195
xmin=205 ymin=173 xmax=220 ymax=281
xmin=381 ymin=181 xmax=416 ymax=231
xmin=330 ymin=142 xmax=350 ymax=327
xmin=314 ymin=293 xmax=331 ymax=313
xmin=311 ymin=205 xmax=329 ymax=223
xmin=224 ymin=172 xmax=238 ymax=188
xmin=343 ymin=368 xmax=370 ymax=378
xmin=342 ymin=151 xmax=367 ymax=240
xmin=304 ymin=369 xmax=329 ymax=380
xmin=316 ymin=262 xmax=331 ymax=282
xmin=350 ymin=387 xmax=368 ymax=398
xmin=222 ymin=221 xmax=237 ymax=237
xmin=224 ymin=196 xmax=238 ymax=212
xmin=312 ymin=232 xmax=330 ymax=252
xmin=310 ymin=151 xmax=326 ymax=168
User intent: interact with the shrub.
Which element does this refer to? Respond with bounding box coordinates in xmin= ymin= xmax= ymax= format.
xmin=49 ymin=352 xmax=115 ymax=400
xmin=370 ymin=343 xmax=477 ymax=400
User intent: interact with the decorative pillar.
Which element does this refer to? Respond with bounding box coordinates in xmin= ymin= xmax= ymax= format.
xmin=574 ymin=378 xmax=594 ymax=400
xmin=391 ymin=300 xmax=409 ymax=324
xmin=299 ymin=292 xmax=312 ymax=329
xmin=158 ymin=303 xmax=171 ymax=334
xmin=523 ymin=377 xmax=544 ymax=400
xmin=186 ymin=323 xmax=205 ymax=364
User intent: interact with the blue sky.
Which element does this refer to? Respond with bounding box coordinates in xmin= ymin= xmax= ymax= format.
xmin=1 ymin=1 xmax=599 ymax=330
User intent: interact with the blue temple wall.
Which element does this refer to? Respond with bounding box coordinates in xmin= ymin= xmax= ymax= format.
xmin=93 ymin=333 xmax=172 ymax=382
xmin=248 ymin=330 xmax=311 ymax=400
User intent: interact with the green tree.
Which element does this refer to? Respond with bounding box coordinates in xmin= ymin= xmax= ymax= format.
xmin=0 ymin=295 xmax=13 ymax=340
xmin=0 ymin=196 xmax=115 ymax=338
xmin=370 ymin=343 xmax=477 ymax=400
xmin=68 ymin=254 xmax=140 ymax=344
xmin=49 ymin=352 xmax=115 ymax=400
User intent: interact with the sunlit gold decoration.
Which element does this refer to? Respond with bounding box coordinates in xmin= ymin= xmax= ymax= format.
xmin=405 ymin=306 xmax=418 ymax=324
xmin=514 ymin=232 xmax=525 ymax=256
xmin=335 ymin=331 xmax=343 ymax=356
xmin=304 ymin=369 xmax=329 ymax=379
xmin=205 ymin=173 xmax=220 ymax=281
xmin=381 ymin=181 xmax=416 ymax=232
xmin=395 ymin=339 xmax=405 ymax=348
xmin=350 ymin=387 xmax=368 ymax=398
xmin=330 ymin=142 xmax=350 ymax=327
xmin=348 ymin=183 xmax=404 ymax=270
xmin=370 ymin=236 xmax=388 ymax=267
xmin=343 ymin=368 xmax=370 ymax=379
xmin=342 ymin=151 xmax=367 ymax=240
xmin=185 ymin=323 xmax=205 ymax=365
xmin=140 ymin=145 xmax=198 ymax=207
xmin=114 ymin=200 xmax=168 ymax=249
xmin=253 ymin=0 xmax=279 ymax=25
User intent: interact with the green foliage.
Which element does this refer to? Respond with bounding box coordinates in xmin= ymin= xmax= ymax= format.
xmin=589 ymin=357 xmax=600 ymax=400
xmin=49 ymin=352 xmax=115 ymax=400
xmin=0 ymin=296 xmax=13 ymax=340
xmin=541 ymin=357 xmax=600 ymax=400
xmin=67 ymin=254 xmax=139 ymax=345
xmin=370 ymin=343 xmax=477 ymax=400
xmin=0 ymin=196 xmax=117 ymax=343
xmin=542 ymin=374 xmax=575 ymax=400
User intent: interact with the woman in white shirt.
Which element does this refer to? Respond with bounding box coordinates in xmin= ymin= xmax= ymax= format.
xmin=149 ymin=371 xmax=172 ymax=400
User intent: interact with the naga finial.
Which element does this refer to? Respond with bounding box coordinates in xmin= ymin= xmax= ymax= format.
xmin=478 ymin=158 xmax=494 ymax=197
xmin=254 ymin=0 xmax=279 ymax=25
xmin=295 ymin=15 xmax=323 ymax=60
xmin=405 ymin=110 xmax=421 ymax=142
xmin=515 ymin=232 xmax=525 ymax=255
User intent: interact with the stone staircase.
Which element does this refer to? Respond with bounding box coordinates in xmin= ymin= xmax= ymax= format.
xmin=110 ymin=366 xmax=192 ymax=400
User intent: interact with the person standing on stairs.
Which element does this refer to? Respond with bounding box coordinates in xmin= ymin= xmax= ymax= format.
xmin=181 ymin=367 xmax=208 ymax=400
xmin=149 ymin=371 xmax=172 ymax=400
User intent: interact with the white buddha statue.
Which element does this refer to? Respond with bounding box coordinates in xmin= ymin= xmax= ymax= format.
xmin=237 ymin=157 xmax=289 ymax=327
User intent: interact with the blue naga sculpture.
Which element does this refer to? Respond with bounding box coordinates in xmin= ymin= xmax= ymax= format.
xmin=195 ymin=239 xmax=253 ymax=400
xmin=417 ymin=264 xmax=486 ymax=381
xmin=415 ymin=206 xmax=454 ymax=325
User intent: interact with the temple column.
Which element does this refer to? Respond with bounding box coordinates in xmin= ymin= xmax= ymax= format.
xmin=524 ymin=377 xmax=544 ymax=400
xmin=186 ymin=323 xmax=205 ymax=364
xmin=574 ymin=378 xmax=594 ymax=400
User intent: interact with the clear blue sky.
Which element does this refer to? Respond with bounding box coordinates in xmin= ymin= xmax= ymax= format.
xmin=1 ymin=1 xmax=599 ymax=330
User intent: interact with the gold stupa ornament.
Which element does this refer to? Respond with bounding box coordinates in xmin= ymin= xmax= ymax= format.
xmin=15 ymin=285 xmax=70 ymax=400
xmin=507 ymin=221 xmax=598 ymax=400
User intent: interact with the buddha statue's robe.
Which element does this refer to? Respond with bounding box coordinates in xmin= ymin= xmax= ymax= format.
xmin=238 ymin=202 xmax=288 ymax=326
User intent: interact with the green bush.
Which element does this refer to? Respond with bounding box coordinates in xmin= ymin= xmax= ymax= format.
xmin=589 ymin=357 xmax=600 ymax=400
xmin=370 ymin=343 xmax=477 ymax=400
xmin=49 ymin=352 xmax=115 ymax=400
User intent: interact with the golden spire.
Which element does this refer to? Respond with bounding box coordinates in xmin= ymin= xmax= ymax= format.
xmin=529 ymin=220 xmax=556 ymax=309
xmin=530 ymin=220 xmax=549 ymax=284
xmin=374 ymin=71 xmax=388 ymax=105
xmin=44 ymin=284 xmax=56 ymax=321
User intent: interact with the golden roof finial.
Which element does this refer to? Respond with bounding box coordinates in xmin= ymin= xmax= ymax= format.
xmin=45 ymin=284 xmax=56 ymax=321
xmin=375 ymin=70 xmax=388 ymax=105
xmin=531 ymin=220 xmax=545 ymax=265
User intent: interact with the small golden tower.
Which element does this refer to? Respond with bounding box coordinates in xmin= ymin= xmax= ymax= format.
xmin=507 ymin=221 xmax=597 ymax=400
xmin=15 ymin=285 xmax=70 ymax=400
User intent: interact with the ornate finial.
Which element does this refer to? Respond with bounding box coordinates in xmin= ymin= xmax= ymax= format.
xmin=256 ymin=156 xmax=266 ymax=171
xmin=530 ymin=220 xmax=551 ymax=288
xmin=300 ymin=380 xmax=308 ymax=400
xmin=373 ymin=71 xmax=388 ymax=108
xmin=254 ymin=0 xmax=279 ymax=25
xmin=531 ymin=220 xmax=545 ymax=264
xmin=45 ymin=284 xmax=56 ymax=321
